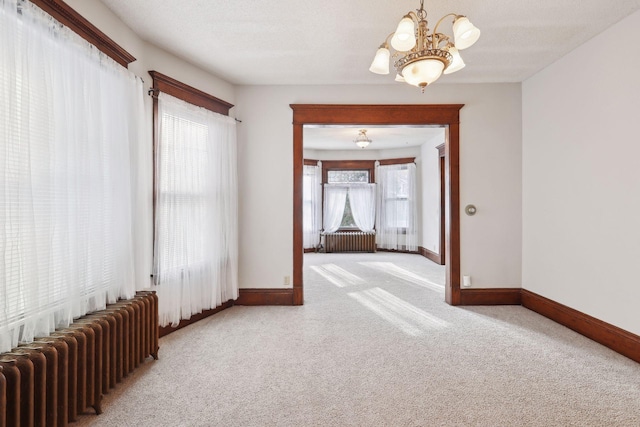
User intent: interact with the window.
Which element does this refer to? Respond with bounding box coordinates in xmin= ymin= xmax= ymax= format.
xmin=156 ymin=112 xmax=210 ymax=270
xmin=383 ymin=168 xmax=410 ymax=229
xmin=303 ymin=163 xmax=322 ymax=249
xmin=327 ymin=169 xmax=371 ymax=229
xmin=152 ymin=88 xmax=238 ymax=328
xmin=327 ymin=170 xmax=370 ymax=184
xmin=0 ymin=0 xmax=142 ymax=352
xmin=376 ymin=163 xmax=418 ymax=251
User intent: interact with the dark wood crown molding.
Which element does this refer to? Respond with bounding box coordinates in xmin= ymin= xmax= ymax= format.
xmin=378 ymin=157 xmax=416 ymax=166
xmin=148 ymin=71 xmax=234 ymax=116
xmin=322 ymin=160 xmax=376 ymax=170
xmin=290 ymin=104 xmax=463 ymax=125
xmin=31 ymin=0 xmax=136 ymax=67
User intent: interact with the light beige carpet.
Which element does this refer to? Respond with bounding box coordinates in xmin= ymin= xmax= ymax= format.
xmin=76 ymin=252 xmax=640 ymax=426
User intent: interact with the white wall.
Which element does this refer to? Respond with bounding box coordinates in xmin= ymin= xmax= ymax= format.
xmin=55 ymin=1 xmax=523 ymax=294
xmin=522 ymin=10 xmax=640 ymax=335
xmin=421 ymin=134 xmax=445 ymax=254
xmin=235 ymin=83 xmax=522 ymax=290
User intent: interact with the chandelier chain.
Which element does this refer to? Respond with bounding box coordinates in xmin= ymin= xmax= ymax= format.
xmin=417 ymin=0 xmax=427 ymax=21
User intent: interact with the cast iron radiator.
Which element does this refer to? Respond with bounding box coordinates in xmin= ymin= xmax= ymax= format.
xmin=324 ymin=232 xmax=376 ymax=253
xmin=0 ymin=290 xmax=158 ymax=426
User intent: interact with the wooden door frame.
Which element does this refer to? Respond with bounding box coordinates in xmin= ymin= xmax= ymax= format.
xmin=291 ymin=104 xmax=464 ymax=306
xmin=436 ymin=143 xmax=446 ymax=266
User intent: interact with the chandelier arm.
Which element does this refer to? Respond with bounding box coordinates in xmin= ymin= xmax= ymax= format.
xmin=431 ymin=13 xmax=462 ymax=42
xmin=379 ymin=32 xmax=396 ymax=49
xmin=406 ymin=11 xmax=419 ymax=22
xmin=431 ymin=33 xmax=452 ymax=50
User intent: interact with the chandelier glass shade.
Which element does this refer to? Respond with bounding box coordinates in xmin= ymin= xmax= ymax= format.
xmin=369 ymin=0 xmax=480 ymax=91
xmin=354 ymin=129 xmax=371 ymax=149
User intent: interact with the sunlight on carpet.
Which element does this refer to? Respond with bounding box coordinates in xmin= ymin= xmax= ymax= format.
xmin=359 ymin=261 xmax=445 ymax=292
xmin=309 ymin=263 xmax=366 ymax=287
xmin=348 ymin=287 xmax=448 ymax=336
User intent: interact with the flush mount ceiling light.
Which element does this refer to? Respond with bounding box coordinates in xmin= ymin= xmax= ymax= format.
xmin=369 ymin=0 xmax=480 ymax=92
xmin=354 ymin=129 xmax=371 ymax=149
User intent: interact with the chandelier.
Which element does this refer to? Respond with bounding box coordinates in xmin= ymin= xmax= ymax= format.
xmin=354 ymin=129 xmax=371 ymax=149
xmin=369 ymin=0 xmax=480 ymax=92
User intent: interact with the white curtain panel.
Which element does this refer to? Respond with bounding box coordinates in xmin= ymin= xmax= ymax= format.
xmin=376 ymin=163 xmax=418 ymax=251
xmin=323 ymin=184 xmax=348 ymax=233
xmin=0 ymin=0 xmax=143 ymax=352
xmin=349 ymin=184 xmax=376 ymax=232
xmin=129 ymin=71 xmax=154 ymax=293
xmin=303 ymin=163 xmax=322 ymax=249
xmin=154 ymin=93 xmax=238 ymax=328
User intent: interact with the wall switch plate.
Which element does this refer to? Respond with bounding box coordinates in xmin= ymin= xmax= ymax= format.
xmin=284 ymin=276 xmax=290 ymax=286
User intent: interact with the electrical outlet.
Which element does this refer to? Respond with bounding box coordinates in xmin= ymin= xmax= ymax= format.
xmin=284 ymin=276 xmax=290 ymax=286
xmin=463 ymin=275 xmax=472 ymax=287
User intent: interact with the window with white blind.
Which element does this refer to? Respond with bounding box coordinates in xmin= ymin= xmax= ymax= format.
xmin=382 ymin=168 xmax=411 ymax=229
xmin=153 ymin=92 xmax=238 ymax=328
xmin=376 ymin=163 xmax=418 ymax=251
xmin=303 ymin=163 xmax=322 ymax=249
xmin=156 ymin=114 xmax=210 ymax=271
xmin=0 ymin=0 xmax=143 ymax=352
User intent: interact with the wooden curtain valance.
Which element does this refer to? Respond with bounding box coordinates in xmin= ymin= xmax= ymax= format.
xmin=148 ymin=71 xmax=234 ymax=116
xmin=378 ymin=157 xmax=416 ymax=166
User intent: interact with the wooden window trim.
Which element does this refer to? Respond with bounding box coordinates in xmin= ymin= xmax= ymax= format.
xmin=148 ymin=71 xmax=234 ymax=116
xmin=303 ymin=159 xmax=320 ymax=166
xmin=378 ymin=157 xmax=416 ymax=166
xmin=31 ymin=0 xmax=136 ymax=67
xmin=322 ymin=160 xmax=375 ymax=184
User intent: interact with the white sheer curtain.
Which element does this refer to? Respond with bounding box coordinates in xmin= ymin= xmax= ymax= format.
xmin=303 ymin=162 xmax=322 ymax=249
xmin=0 ymin=0 xmax=143 ymax=352
xmin=154 ymin=93 xmax=238 ymax=328
xmin=323 ymin=184 xmax=348 ymax=233
xmin=376 ymin=163 xmax=418 ymax=251
xmin=349 ymin=184 xmax=376 ymax=232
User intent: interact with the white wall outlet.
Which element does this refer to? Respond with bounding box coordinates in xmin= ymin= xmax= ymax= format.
xmin=284 ymin=275 xmax=290 ymax=286
xmin=463 ymin=275 xmax=472 ymax=287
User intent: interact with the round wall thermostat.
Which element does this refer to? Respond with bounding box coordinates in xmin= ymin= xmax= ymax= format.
xmin=465 ymin=204 xmax=477 ymax=216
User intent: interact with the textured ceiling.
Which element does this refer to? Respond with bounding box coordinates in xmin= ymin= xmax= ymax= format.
xmin=99 ymin=0 xmax=640 ymax=85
